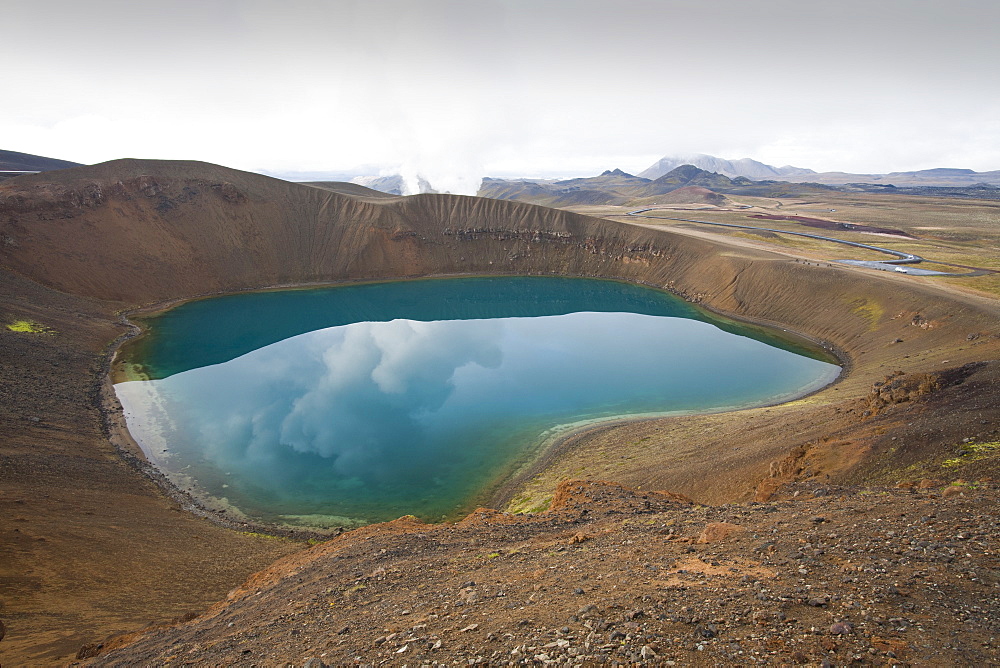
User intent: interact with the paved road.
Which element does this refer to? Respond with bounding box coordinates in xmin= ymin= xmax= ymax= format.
xmin=623 ymin=208 xmax=990 ymax=278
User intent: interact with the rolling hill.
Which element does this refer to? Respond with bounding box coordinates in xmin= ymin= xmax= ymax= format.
xmin=0 ymin=149 xmax=82 ymax=178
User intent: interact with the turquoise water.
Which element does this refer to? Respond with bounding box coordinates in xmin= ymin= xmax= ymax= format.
xmin=114 ymin=277 xmax=840 ymax=527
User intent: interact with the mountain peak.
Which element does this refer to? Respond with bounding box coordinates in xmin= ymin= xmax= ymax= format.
xmin=600 ymin=168 xmax=633 ymax=177
xmin=653 ymin=164 xmax=713 ymax=179
xmin=639 ymin=154 xmax=810 ymax=181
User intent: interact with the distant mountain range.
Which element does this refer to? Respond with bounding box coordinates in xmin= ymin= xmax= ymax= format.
xmin=476 ymin=165 xmax=844 ymax=207
xmin=5 ymin=148 xmax=1000 ymax=194
xmin=639 ymin=154 xmax=1000 ymax=187
xmin=0 ymin=149 xmax=82 ymax=179
xmin=350 ymin=156 xmax=1000 ymax=198
xmin=478 ymin=163 xmax=1000 ymax=205
xmin=639 ymin=154 xmax=815 ymax=181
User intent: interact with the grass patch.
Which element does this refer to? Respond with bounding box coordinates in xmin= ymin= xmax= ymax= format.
xmin=508 ymin=494 xmax=552 ymax=515
xmin=6 ymin=319 xmax=55 ymax=334
xmin=941 ymin=272 xmax=1000 ymax=300
xmin=946 ymin=480 xmax=982 ymax=490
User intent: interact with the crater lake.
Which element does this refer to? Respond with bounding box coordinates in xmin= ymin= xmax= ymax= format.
xmin=114 ymin=277 xmax=840 ymax=527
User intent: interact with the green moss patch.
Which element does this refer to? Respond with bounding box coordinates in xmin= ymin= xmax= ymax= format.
xmin=6 ymin=319 xmax=55 ymax=334
xmin=846 ymin=297 xmax=884 ymax=329
xmin=942 ymin=440 xmax=1000 ymax=469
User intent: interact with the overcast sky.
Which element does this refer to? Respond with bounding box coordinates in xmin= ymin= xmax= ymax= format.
xmin=5 ymin=0 xmax=999 ymax=193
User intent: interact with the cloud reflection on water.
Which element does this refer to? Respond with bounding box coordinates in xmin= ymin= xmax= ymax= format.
xmin=115 ymin=312 xmax=839 ymax=523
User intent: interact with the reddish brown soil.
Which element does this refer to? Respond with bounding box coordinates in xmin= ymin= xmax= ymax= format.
xmin=0 ymin=159 xmax=998 ymax=665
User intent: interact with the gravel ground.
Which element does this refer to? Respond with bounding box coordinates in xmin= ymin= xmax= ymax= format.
xmin=83 ymin=479 xmax=999 ymax=667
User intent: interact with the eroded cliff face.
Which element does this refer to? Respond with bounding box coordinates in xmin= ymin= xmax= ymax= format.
xmin=0 ymin=162 xmax=702 ymax=303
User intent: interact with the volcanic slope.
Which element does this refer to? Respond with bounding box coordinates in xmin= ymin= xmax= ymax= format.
xmin=1 ymin=159 xmax=999 ymax=665
xmin=82 ymin=478 xmax=1000 ymax=667
xmin=0 ymin=160 xmax=844 ymax=305
xmin=0 ymin=149 xmax=82 ymax=182
xmin=301 ymin=180 xmax=402 ymax=200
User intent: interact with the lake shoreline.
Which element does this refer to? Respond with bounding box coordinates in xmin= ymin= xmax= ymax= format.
xmin=102 ymin=276 xmax=845 ymax=536
xmin=486 ymin=367 xmax=843 ymax=512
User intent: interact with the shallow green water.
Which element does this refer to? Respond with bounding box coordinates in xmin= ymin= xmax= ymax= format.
xmin=114 ymin=277 xmax=840 ymax=526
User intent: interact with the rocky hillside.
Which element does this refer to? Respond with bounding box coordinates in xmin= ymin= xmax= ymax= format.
xmin=82 ymin=477 xmax=1000 ymax=666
